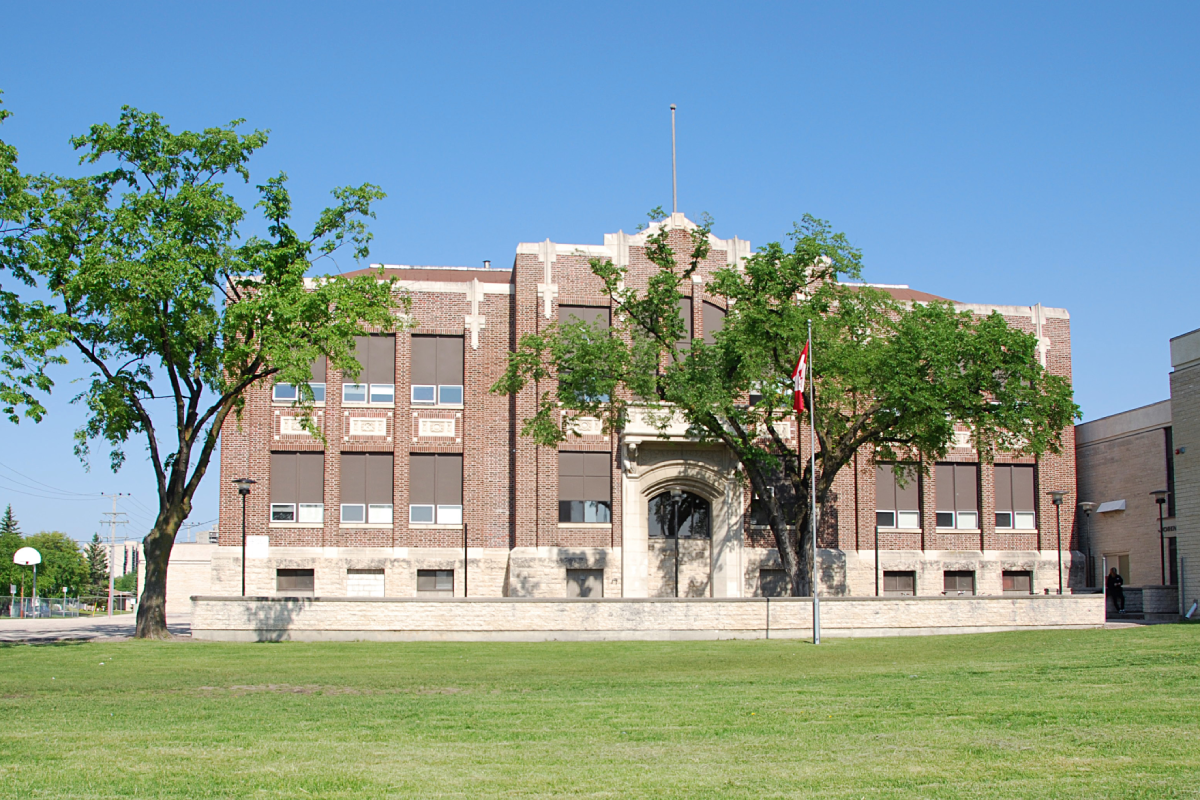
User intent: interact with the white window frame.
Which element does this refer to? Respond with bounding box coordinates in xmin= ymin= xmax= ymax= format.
xmin=409 ymin=504 xmax=435 ymax=524
xmin=340 ymin=503 xmax=366 ymax=524
xmin=271 ymin=503 xmax=296 ymax=522
xmin=437 ymin=384 xmax=464 ymax=405
xmin=298 ymin=503 xmax=324 ymax=524
xmin=436 ymin=504 xmax=463 ymax=525
xmin=273 ymin=382 xmax=326 ymax=404
xmin=342 ymin=383 xmax=368 ymax=404
xmin=1014 ymin=511 xmax=1036 ymax=530
xmin=956 ymin=511 xmax=978 ymax=530
xmin=411 ymin=385 xmax=436 ymax=405
xmin=272 ymin=384 xmax=298 ymax=402
xmin=344 ymin=383 xmax=395 ymax=406
xmin=368 ymin=503 xmax=393 ymax=524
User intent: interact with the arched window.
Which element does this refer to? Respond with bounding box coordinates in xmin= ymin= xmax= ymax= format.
xmin=648 ymin=490 xmax=711 ymax=539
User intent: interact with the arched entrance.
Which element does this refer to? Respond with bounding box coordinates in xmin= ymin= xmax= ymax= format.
xmin=647 ymin=489 xmax=712 ymax=597
xmin=619 ymin=441 xmax=744 ymax=598
xmin=648 ymin=490 xmax=711 ymax=541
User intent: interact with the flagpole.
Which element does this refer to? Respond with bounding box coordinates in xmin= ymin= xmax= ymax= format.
xmin=808 ymin=319 xmax=820 ymax=645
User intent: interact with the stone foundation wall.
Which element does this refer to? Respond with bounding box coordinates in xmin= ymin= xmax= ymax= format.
xmin=191 ymin=594 xmax=1104 ymax=642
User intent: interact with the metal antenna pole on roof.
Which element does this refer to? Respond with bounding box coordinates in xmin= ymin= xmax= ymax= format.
xmin=670 ymin=104 xmax=678 ymax=215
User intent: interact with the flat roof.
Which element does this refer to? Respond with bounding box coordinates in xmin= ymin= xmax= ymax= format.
xmin=1075 ymin=399 xmax=1171 ymax=446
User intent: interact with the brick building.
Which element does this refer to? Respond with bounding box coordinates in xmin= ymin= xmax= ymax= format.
xmin=1075 ymin=400 xmax=1176 ymax=590
xmin=1073 ymin=327 xmax=1199 ymax=618
xmin=208 ymin=214 xmax=1080 ymax=601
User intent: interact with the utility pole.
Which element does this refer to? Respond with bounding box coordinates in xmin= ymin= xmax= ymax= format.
xmin=100 ymin=494 xmax=128 ymax=617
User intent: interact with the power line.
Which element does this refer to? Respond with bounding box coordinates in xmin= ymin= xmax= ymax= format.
xmin=0 ymin=461 xmax=104 ymax=497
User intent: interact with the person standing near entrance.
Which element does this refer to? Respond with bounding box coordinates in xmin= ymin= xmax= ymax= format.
xmin=1106 ymin=567 xmax=1125 ymax=614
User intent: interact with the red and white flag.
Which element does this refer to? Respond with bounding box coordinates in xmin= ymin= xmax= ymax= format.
xmin=792 ymin=342 xmax=809 ymax=414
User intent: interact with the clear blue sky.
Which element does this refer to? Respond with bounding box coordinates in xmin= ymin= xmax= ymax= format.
xmin=1 ymin=1 xmax=1196 ymax=541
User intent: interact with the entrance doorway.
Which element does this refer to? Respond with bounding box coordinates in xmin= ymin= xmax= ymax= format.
xmin=648 ymin=490 xmax=711 ymax=597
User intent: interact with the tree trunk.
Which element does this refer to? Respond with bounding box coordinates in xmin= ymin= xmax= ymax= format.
xmin=135 ymin=510 xmax=184 ymax=639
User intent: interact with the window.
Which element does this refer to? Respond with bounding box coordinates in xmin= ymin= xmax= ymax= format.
xmin=759 ymin=568 xmax=789 ymax=597
xmin=702 ymin=301 xmax=726 ymax=345
xmin=749 ymin=494 xmax=771 ymax=526
xmin=676 ymin=297 xmax=693 ymax=348
xmin=883 ymin=571 xmax=916 ymax=596
xmin=935 ymin=463 xmax=979 ymax=530
xmin=558 ymin=452 xmax=611 ymax=523
xmin=566 ymin=569 xmax=604 ymax=598
xmin=409 ymin=453 xmax=463 ymax=525
xmin=558 ymin=305 xmax=611 ymax=329
xmin=1169 ymin=537 xmax=1178 ymax=586
xmin=943 ymin=571 xmax=975 ymax=595
xmin=343 ymin=335 xmax=395 ymax=405
xmin=346 ymin=568 xmax=385 ymax=598
xmin=276 ymin=568 xmax=314 ymax=596
xmin=417 ymin=569 xmax=454 ymax=597
xmin=340 ymin=452 xmax=393 ymax=524
xmin=272 ymin=356 xmax=328 ymax=403
xmin=1002 ymin=570 xmax=1032 ymax=595
xmin=995 ymin=464 xmax=1036 ymax=529
xmin=876 ymin=464 xmax=920 ymax=529
xmin=411 ymin=335 xmax=464 ymax=406
xmin=556 ymin=307 xmax=611 ymax=401
xmin=648 ymin=490 xmax=711 ymax=539
xmin=269 ymin=452 xmax=324 ymax=524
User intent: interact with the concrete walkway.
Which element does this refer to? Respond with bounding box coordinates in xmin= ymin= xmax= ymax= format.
xmin=0 ymin=613 xmax=192 ymax=643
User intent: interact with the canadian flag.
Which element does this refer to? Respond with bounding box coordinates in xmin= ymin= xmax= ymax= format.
xmin=792 ymin=342 xmax=809 ymax=414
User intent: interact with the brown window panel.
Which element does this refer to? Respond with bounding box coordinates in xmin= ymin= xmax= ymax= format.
xmin=409 ymin=453 xmax=463 ymax=506
xmin=701 ymin=301 xmax=725 ymax=345
xmin=558 ymin=305 xmax=610 ymax=329
xmin=351 ymin=334 xmax=395 ymax=385
xmin=340 ymin=452 xmax=393 ymax=506
xmin=411 ymin=335 xmax=464 ymax=387
xmin=270 ymin=452 xmax=325 ymax=505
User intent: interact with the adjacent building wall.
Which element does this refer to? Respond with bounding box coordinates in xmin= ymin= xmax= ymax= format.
xmin=1170 ymin=328 xmax=1200 ymax=614
xmin=1075 ymin=400 xmax=1174 ymax=587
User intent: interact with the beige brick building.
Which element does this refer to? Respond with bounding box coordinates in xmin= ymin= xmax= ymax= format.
xmin=1170 ymin=329 xmax=1200 ymax=615
xmin=1074 ymin=326 xmax=1199 ymax=617
xmin=1075 ymin=401 xmax=1175 ymax=588
xmin=193 ymin=214 xmax=1081 ymax=605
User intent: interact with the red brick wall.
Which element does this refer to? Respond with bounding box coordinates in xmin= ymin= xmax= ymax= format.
xmin=219 ymin=226 xmax=1077 ymax=561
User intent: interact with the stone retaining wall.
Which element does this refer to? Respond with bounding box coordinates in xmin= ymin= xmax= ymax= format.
xmin=190 ymin=594 xmax=1105 ymax=642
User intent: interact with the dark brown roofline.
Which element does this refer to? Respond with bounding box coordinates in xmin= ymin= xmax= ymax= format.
xmin=341 ymin=266 xmax=514 ymax=284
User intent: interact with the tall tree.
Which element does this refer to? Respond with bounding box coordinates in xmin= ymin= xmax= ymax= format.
xmin=493 ymin=215 xmax=1079 ymax=595
xmin=0 ymin=503 xmax=22 ymax=593
xmin=84 ymin=532 xmax=108 ymax=596
xmin=0 ymin=106 xmax=410 ymax=637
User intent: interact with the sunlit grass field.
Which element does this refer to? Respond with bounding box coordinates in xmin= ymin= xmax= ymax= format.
xmin=1 ymin=625 xmax=1197 ymax=798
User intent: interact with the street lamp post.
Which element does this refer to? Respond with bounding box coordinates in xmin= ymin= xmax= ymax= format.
xmin=1151 ymin=490 xmax=1169 ymax=585
xmin=1047 ymin=490 xmax=1069 ymax=594
xmin=232 ymin=478 xmax=257 ymax=596
xmin=1078 ymin=502 xmax=1098 ymax=587
xmin=670 ymin=489 xmax=683 ymax=598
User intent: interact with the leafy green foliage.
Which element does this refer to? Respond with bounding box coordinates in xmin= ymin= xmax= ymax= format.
xmin=114 ymin=570 xmax=137 ymax=593
xmin=494 ymin=213 xmax=1079 ymax=595
xmin=19 ymin=531 xmax=89 ymax=596
xmin=0 ymin=105 xmax=408 ymax=635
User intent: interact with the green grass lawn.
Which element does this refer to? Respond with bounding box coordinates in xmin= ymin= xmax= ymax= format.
xmin=1 ymin=626 xmax=1198 ymax=799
